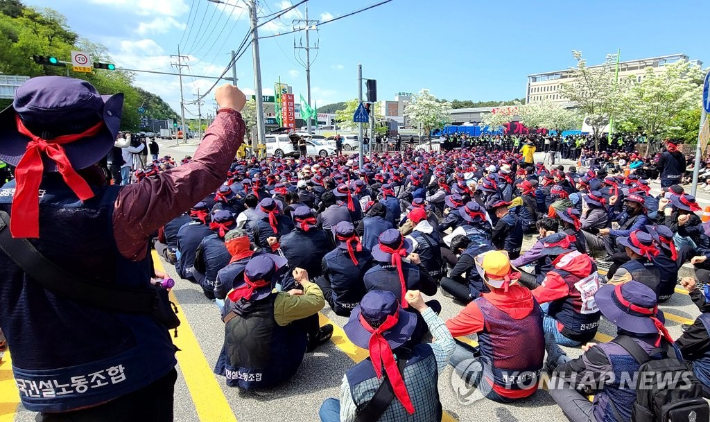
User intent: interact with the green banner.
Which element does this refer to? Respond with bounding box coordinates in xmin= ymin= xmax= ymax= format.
xmin=300 ymin=94 xmax=314 ymax=120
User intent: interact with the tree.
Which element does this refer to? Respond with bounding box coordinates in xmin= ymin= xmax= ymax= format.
xmin=517 ymin=99 xmax=582 ymax=131
xmin=241 ymin=99 xmax=258 ymax=142
xmin=334 ymin=99 xmax=384 ymax=132
xmin=560 ymin=51 xmax=629 ymax=151
xmin=404 ymin=89 xmax=451 ymax=144
xmin=480 ymin=105 xmax=518 ymax=130
xmin=617 ymin=59 xmax=705 ymax=151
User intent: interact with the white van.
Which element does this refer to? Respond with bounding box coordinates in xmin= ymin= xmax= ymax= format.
xmin=264 ymin=134 xmax=335 ymax=158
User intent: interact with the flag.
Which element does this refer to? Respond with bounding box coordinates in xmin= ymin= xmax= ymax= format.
xmin=275 ymin=78 xmax=283 ymax=127
xmin=300 ymin=94 xmax=314 ymax=121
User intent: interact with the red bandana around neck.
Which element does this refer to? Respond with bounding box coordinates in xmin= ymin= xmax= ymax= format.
xmin=210 ymin=221 xmax=235 ymax=238
xmin=337 ymin=234 xmax=362 ymax=265
xmin=12 ymin=115 xmax=102 ymax=238
xmin=190 ymin=210 xmax=209 ymax=225
xmin=260 ymin=206 xmax=279 ymax=233
xmin=464 ymin=207 xmax=486 ymax=221
xmin=227 ymin=272 xmax=272 ymax=302
xmin=630 ymin=231 xmax=659 ymax=260
xmin=657 ymin=235 xmax=678 ymax=261
xmin=358 ymin=311 xmax=415 ymax=414
xmin=379 ymin=240 xmax=409 ymax=308
xmin=226 ymin=236 xmax=254 ymax=263
xmin=564 ymin=208 xmax=582 ymax=231
xmin=613 ymin=284 xmax=673 ymax=346
xmin=296 ymin=216 xmax=317 ymax=232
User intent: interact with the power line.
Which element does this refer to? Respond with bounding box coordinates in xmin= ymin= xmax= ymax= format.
xmin=188 ymin=2 xmax=232 ymax=58
xmin=193 ymin=0 xmax=308 ymax=102
xmin=191 ymin=3 xmax=240 ymax=63
xmin=178 ymin=0 xmax=198 ymax=46
xmin=204 ymin=7 xmax=246 ymax=66
xmin=181 ymin=0 xmax=204 ymax=52
xmin=184 ymin=1 xmax=217 ymax=55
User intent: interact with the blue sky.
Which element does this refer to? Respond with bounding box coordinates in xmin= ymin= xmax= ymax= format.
xmin=23 ymin=0 xmax=708 ymax=116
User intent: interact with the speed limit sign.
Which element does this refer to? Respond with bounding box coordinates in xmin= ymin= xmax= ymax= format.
xmin=71 ymin=50 xmax=92 ymax=73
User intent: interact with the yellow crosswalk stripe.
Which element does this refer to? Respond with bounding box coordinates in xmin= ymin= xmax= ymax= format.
xmin=153 ymin=252 xmax=238 ymax=422
xmin=0 ymin=350 xmax=20 ymax=422
xmin=319 ymin=313 xmax=460 ymax=422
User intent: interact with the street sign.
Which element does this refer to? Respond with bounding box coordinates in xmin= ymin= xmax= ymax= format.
xmin=353 ymin=102 xmax=369 ymax=123
xmin=703 ymin=70 xmax=710 ymax=114
xmin=138 ymin=107 xmax=145 ymax=114
xmin=71 ymin=50 xmax=92 ymax=73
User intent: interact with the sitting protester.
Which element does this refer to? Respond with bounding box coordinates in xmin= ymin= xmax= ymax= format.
xmin=248 ymin=197 xmax=294 ymax=252
xmin=357 ymin=202 xmax=393 ymax=252
xmin=458 ymin=201 xmax=493 ymax=243
xmin=606 ymin=230 xmax=662 ymax=296
xmin=192 ymin=210 xmax=236 ymax=299
xmin=440 ymin=235 xmax=494 ymax=303
xmin=279 ymin=206 xmax=331 ymax=289
xmin=318 ymin=290 xmax=455 ymax=422
xmin=316 ymin=221 xmax=373 ymax=316
xmin=175 ymin=202 xmax=213 ymax=281
xmin=214 ymin=229 xmax=260 ymax=302
xmin=438 ymin=194 xmax=466 ymax=233
xmin=513 ymin=217 xmax=563 ymax=286
xmin=647 ymin=225 xmax=690 ymax=302
xmin=598 ymin=194 xmax=649 ymax=257
xmin=488 ymin=197 xmax=523 ymax=259
xmin=517 ymin=179 xmax=539 ymax=234
xmin=156 ymin=212 xmax=191 ymax=264
xmin=676 ymin=276 xmax=710 ymax=397
xmin=556 ymin=207 xmax=587 ymax=254
xmin=446 ymin=250 xmax=545 ymax=403
xmin=523 ymin=233 xmax=601 ymax=346
xmin=546 ymin=281 xmax=695 ymax=422
xmin=405 ymin=207 xmax=446 ymax=283
xmin=580 ymin=190 xmax=609 ymax=256
xmin=214 ymin=256 xmax=330 ymax=389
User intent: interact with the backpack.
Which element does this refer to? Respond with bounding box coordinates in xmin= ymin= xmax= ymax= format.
xmin=612 ymin=335 xmax=709 ymax=422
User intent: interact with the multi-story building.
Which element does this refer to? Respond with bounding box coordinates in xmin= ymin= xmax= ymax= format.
xmin=380 ymin=92 xmax=412 ymax=126
xmin=526 ymin=54 xmax=702 ymax=105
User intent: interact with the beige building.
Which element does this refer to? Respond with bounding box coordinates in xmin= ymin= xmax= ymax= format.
xmin=526 ymin=54 xmax=701 ymax=105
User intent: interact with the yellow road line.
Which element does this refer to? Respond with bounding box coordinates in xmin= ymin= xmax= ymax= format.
xmin=153 ymin=252 xmax=238 ymax=422
xmin=319 ymin=313 xmax=459 ymax=422
xmin=0 ymin=351 xmax=19 ymax=422
xmin=662 ymin=311 xmax=695 ymax=325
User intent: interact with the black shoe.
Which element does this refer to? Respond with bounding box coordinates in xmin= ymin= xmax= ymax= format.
xmin=307 ymin=324 xmax=334 ymax=352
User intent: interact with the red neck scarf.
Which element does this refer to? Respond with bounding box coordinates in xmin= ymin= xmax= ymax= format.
xmin=227 ymin=272 xmax=272 ymax=302
xmin=382 ymin=188 xmax=395 ymax=198
xmin=190 ymin=210 xmax=209 ymax=225
xmin=12 ymin=115 xmax=102 ymax=238
xmin=520 ymin=182 xmax=535 ymax=196
xmin=439 ymin=183 xmax=451 ymax=193
xmin=338 ymin=187 xmax=355 ymax=211
xmin=613 ymin=285 xmax=673 ymax=347
xmin=544 ymin=234 xmax=576 ymax=249
xmin=464 ymin=207 xmax=486 ymax=222
xmin=679 ymin=195 xmax=702 ymax=212
xmin=587 ymin=192 xmax=606 ymax=207
xmin=226 ymin=236 xmax=254 ymax=263
xmin=210 ymin=220 xmax=235 ymax=238
xmin=260 ymin=206 xmax=279 ymax=233
xmin=358 ymin=311 xmax=415 ymax=414
xmin=274 ymin=186 xmax=288 ymax=196
xmin=657 ymin=235 xmax=678 ymax=261
xmin=543 ymin=177 xmax=554 ymax=187
xmin=606 ymin=181 xmax=619 ymax=197
xmin=215 ymin=190 xmax=232 ymax=203
xmin=564 ymin=208 xmax=582 ymax=231
xmin=630 ymin=231 xmax=660 ymax=260
xmin=379 ymin=240 xmax=409 ymax=308
xmin=295 ymin=216 xmax=317 ymax=232
xmin=337 ymin=234 xmax=362 ymax=265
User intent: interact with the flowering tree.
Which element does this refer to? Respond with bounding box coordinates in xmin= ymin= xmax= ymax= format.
xmin=404 ymin=89 xmax=451 ymax=144
xmin=334 ymin=99 xmax=385 ymax=132
xmin=560 ymin=51 xmax=629 ymax=150
xmin=480 ymin=105 xmax=518 ymax=130
xmin=241 ymin=99 xmax=257 ymax=142
xmin=617 ymin=59 xmax=705 ymax=150
xmin=517 ymin=99 xmax=582 ymax=132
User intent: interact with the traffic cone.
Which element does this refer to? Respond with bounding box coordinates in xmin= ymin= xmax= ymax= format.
xmin=702 ymin=206 xmax=710 ymax=223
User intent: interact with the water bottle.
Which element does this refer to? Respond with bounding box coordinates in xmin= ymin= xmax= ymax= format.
xmin=161 ymin=277 xmax=175 ymax=289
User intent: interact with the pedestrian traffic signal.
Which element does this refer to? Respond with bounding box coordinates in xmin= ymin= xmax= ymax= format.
xmin=364 ymin=103 xmax=371 ymax=114
xmin=32 ymin=55 xmax=65 ymax=67
xmin=366 ymin=79 xmax=377 ymax=102
xmin=173 ymin=120 xmax=178 ymax=128
xmin=94 ymin=62 xmax=116 ymax=71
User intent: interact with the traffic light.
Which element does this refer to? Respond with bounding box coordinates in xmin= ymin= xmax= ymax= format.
xmin=173 ymin=119 xmax=178 ymax=128
xmin=94 ymin=62 xmax=116 ymax=71
xmin=32 ymin=55 xmax=65 ymax=67
xmin=366 ymin=79 xmax=377 ymax=102
xmin=364 ymin=103 xmax=371 ymax=114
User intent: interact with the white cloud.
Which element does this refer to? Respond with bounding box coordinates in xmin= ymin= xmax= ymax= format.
xmin=320 ymin=12 xmax=333 ymax=22
xmin=136 ymin=17 xmax=186 ymax=35
xmin=331 ymin=64 xmax=344 ymax=70
xmin=288 ymin=69 xmax=299 ymax=78
xmin=88 ymin=0 xmax=189 ymax=17
xmin=119 ymin=39 xmax=165 ymax=56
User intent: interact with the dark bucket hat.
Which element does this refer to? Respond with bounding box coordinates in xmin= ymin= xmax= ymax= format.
xmin=372 ymin=229 xmax=413 ymax=263
xmin=540 ymin=232 xmax=577 ymax=256
xmin=227 ymin=254 xmax=288 ymax=302
xmin=459 ymin=201 xmax=487 ymax=223
xmin=344 ymin=290 xmax=417 ymax=350
xmin=595 ymin=281 xmax=666 ymax=335
xmin=444 ymin=194 xmax=464 ymax=209
xmin=617 ymin=230 xmax=659 ymax=259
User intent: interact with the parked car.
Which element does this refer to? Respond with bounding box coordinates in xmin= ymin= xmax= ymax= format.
xmin=325 ymin=134 xmax=359 ymax=151
xmin=264 ymin=134 xmax=335 ymax=158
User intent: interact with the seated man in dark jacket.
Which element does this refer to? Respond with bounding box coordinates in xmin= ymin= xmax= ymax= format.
xmin=488 ymin=197 xmax=523 ymax=259
xmin=192 ymin=210 xmax=236 ymax=299
xmin=248 ymin=197 xmax=294 ymax=251
xmin=175 ymin=202 xmax=214 ymax=281
xmin=316 ymin=221 xmax=373 ymax=316
xmin=279 ymin=206 xmax=331 ymax=290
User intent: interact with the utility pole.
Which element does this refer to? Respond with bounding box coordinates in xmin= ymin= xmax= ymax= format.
xmin=358 ymin=64 xmax=364 ymax=169
xmin=293 ymin=5 xmax=319 ymax=134
xmin=195 ymin=88 xmax=204 ymax=142
xmin=248 ymin=0 xmax=265 ymax=148
xmin=231 ymin=50 xmax=238 ymax=86
xmin=171 ymin=45 xmax=189 ymax=144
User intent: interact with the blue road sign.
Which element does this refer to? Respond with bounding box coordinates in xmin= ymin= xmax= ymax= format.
xmin=353 ymin=102 xmax=369 ymax=123
xmin=703 ymin=70 xmax=710 ymax=114
xmin=138 ymin=107 xmax=146 ymax=114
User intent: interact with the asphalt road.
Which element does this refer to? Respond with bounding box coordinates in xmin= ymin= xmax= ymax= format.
xmin=1 ymin=146 xmax=705 ymax=422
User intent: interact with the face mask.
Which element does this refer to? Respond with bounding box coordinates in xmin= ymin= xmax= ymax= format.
xmin=626 ymin=205 xmax=639 ymax=215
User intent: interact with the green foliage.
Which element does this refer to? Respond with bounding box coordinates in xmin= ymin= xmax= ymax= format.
xmin=667 ymin=107 xmax=702 ymax=145
xmin=450 ymin=98 xmax=525 ymax=109
xmin=0 ymin=1 xmax=178 ymax=131
xmin=316 ymin=101 xmax=348 ymax=114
